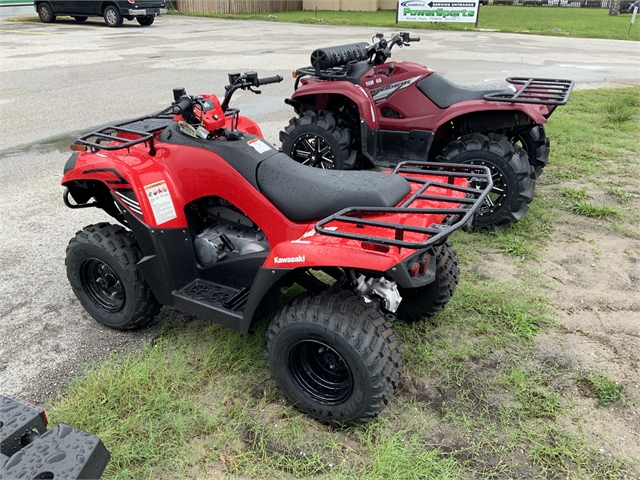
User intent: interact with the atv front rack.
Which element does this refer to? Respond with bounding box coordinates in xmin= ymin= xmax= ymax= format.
xmin=315 ymin=162 xmax=492 ymax=250
xmin=484 ymin=77 xmax=574 ymax=106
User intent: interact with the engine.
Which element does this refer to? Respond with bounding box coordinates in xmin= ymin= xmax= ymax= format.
xmin=194 ymin=223 xmax=269 ymax=267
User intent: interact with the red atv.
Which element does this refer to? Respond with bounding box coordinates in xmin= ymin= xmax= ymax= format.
xmin=280 ymin=33 xmax=574 ymax=231
xmin=61 ymin=72 xmax=492 ymax=426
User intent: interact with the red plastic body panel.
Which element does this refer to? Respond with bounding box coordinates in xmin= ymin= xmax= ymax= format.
xmin=292 ymin=60 xmax=548 ymax=132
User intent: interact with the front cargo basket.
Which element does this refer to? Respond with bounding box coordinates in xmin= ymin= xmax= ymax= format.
xmin=315 ymin=162 xmax=493 ymax=249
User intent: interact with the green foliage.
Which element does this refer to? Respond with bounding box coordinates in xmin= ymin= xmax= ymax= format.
xmin=545 ymin=87 xmax=640 ymax=183
xmin=569 ymin=200 xmax=620 ymax=218
xmin=501 ymin=366 xmax=562 ymax=419
xmin=608 ymin=186 xmax=635 ymax=204
xmin=577 ymin=373 xmax=627 ymax=407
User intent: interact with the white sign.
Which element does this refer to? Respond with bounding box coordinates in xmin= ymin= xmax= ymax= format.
xmin=144 ymin=180 xmax=177 ymax=225
xmin=398 ymin=0 xmax=479 ymax=23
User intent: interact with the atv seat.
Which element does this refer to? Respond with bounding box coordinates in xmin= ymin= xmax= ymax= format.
xmin=257 ymin=153 xmax=412 ymax=222
xmin=417 ymin=73 xmax=513 ymax=109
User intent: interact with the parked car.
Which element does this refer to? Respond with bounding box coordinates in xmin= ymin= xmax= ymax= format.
xmin=34 ymin=0 xmax=167 ymax=27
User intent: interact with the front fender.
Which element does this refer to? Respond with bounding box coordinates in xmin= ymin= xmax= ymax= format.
xmin=291 ymin=80 xmax=377 ymax=129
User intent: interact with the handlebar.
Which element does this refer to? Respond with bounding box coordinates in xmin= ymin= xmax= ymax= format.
xmin=221 ymin=71 xmax=283 ymax=111
xmin=167 ymin=72 xmax=284 ymax=122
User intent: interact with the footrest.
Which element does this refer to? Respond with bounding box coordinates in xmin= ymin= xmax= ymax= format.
xmin=176 ymin=280 xmax=248 ymax=314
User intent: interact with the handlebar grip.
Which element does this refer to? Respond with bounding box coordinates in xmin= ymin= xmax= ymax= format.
xmin=172 ymin=96 xmax=192 ymax=114
xmin=257 ymin=75 xmax=283 ymax=86
xmin=409 ymin=36 xmax=420 ymax=43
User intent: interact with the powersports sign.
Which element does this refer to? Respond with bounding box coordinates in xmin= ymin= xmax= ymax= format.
xmin=398 ymin=0 xmax=479 ymax=23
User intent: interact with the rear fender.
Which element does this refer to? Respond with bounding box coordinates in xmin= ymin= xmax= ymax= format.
xmin=290 ymin=81 xmax=377 ymax=129
xmin=436 ymin=101 xmax=547 ymax=130
xmin=264 ymin=233 xmax=402 ymax=272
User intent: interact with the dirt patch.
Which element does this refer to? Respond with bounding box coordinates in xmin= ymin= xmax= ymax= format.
xmin=470 ymin=180 xmax=640 ymax=466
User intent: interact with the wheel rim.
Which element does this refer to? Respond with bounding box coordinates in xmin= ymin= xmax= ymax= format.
xmin=289 ymin=339 xmax=353 ymax=405
xmin=466 ymin=161 xmax=508 ymax=217
xmin=39 ymin=5 xmax=50 ymax=20
xmin=106 ymin=9 xmax=117 ymax=24
xmin=80 ymin=258 xmax=125 ymax=312
xmin=289 ymin=134 xmax=335 ymax=169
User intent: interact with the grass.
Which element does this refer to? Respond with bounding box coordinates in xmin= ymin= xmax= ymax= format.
xmin=169 ymin=6 xmax=640 ymax=41
xmin=47 ymin=87 xmax=640 ymax=478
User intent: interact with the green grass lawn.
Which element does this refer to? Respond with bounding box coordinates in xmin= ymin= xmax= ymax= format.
xmin=48 ymin=86 xmax=640 ymax=479
xmin=171 ymin=6 xmax=640 ymax=41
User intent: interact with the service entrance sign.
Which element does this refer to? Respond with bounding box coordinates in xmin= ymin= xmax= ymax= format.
xmin=397 ymin=0 xmax=480 ymax=23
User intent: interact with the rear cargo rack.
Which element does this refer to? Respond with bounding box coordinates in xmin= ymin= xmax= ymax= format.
xmin=484 ymin=77 xmax=574 ymax=106
xmin=315 ymin=162 xmax=492 ymax=250
xmin=74 ymin=115 xmax=174 ymax=154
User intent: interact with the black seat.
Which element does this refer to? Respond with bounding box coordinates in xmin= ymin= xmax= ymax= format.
xmin=257 ymin=153 xmax=412 ymax=222
xmin=417 ymin=73 xmax=513 ymax=109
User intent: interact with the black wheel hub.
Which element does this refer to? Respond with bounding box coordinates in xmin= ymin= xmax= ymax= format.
xmin=80 ymin=258 xmax=125 ymax=312
xmin=289 ymin=339 xmax=352 ymax=405
xmin=290 ymin=134 xmax=335 ymax=169
xmin=466 ymin=161 xmax=508 ymax=217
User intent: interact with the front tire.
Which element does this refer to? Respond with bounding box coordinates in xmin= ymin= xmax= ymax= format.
xmin=437 ymin=133 xmax=535 ymax=232
xmin=396 ymin=242 xmax=459 ymax=322
xmin=266 ymin=289 xmax=402 ymax=426
xmin=66 ymin=223 xmax=161 ymax=330
xmin=136 ymin=15 xmax=154 ymax=26
xmin=280 ymin=111 xmax=355 ymax=170
xmin=103 ymin=5 xmax=123 ymax=27
xmin=37 ymin=3 xmax=55 ymax=23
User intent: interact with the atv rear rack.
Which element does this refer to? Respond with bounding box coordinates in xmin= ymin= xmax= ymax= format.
xmin=315 ymin=162 xmax=492 ymax=250
xmin=74 ymin=115 xmax=174 ymax=154
xmin=484 ymin=77 xmax=574 ymax=106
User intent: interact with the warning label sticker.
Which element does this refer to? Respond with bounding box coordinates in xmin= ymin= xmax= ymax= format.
xmin=144 ymin=180 xmax=177 ymax=225
xmin=247 ymin=138 xmax=272 ymax=154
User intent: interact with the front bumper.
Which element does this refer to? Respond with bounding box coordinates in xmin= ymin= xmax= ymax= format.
xmin=126 ymin=7 xmax=168 ymax=16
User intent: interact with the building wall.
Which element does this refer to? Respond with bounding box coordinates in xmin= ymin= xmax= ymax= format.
xmin=303 ymin=0 xmax=397 ymax=11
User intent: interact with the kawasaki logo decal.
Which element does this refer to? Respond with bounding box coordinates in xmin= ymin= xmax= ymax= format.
xmin=274 ymin=255 xmax=306 ymax=264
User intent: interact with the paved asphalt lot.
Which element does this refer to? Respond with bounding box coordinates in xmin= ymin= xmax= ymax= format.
xmin=0 ymin=12 xmax=638 ymax=405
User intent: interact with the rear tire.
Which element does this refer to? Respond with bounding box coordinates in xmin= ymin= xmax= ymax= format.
xmin=510 ymin=125 xmax=549 ymax=179
xmin=437 ymin=133 xmax=535 ymax=232
xmin=103 ymin=5 xmax=123 ymax=27
xmin=280 ymin=111 xmax=355 ymax=170
xmin=266 ymin=288 xmax=402 ymax=426
xmin=37 ymin=3 xmax=55 ymax=23
xmin=396 ymin=242 xmax=459 ymax=322
xmin=66 ymin=223 xmax=161 ymax=330
xmin=137 ymin=15 xmax=154 ymax=26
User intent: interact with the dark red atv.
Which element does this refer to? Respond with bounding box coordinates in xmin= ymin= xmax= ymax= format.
xmin=280 ymin=33 xmax=574 ymax=231
xmin=61 ymin=72 xmax=492 ymax=426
